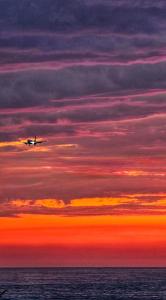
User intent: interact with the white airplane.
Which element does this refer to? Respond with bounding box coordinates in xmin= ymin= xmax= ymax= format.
xmin=24 ymin=136 xmax=46 ymax=146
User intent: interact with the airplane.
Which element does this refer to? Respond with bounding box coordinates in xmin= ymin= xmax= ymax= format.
xmin=24 ymin=136 xmax=46 ymax=146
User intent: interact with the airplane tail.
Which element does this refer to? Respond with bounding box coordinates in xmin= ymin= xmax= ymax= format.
xmin=34 ymin=136 xmax=37 ymax=142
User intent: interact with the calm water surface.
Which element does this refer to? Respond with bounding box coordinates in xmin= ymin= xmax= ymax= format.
xmin=0 ymin=268 xmax=166 ymax=300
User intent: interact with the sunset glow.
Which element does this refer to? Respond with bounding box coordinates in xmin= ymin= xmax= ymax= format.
xmin=1 ymin=0 xmax=166 ymax=267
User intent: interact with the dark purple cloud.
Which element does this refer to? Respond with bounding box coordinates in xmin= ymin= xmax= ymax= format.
xmin=0 ymin=0 xmax=165 ymax=34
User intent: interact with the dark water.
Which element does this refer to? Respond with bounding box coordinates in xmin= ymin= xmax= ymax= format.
xmin=0 ymin=268 xmax=166 ymax=300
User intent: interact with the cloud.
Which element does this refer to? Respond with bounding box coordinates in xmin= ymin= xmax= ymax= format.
xmin=0 ymin=0 xmax=165 ymax=34
xmin=1 ymin=30 xmax=166 ymax=68
xmin=1 ymin=194 xmax=166 ymax=217
xmin=1 ymin=62 xmax=166 ymax=110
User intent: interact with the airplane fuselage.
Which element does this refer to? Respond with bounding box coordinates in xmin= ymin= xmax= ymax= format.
xmin=28 ymin=140 xmax=35 ymax=145
xmin=24 ymin=138 xmax=43 ymax=145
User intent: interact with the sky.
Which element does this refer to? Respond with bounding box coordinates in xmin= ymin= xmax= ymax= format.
xmin=1 ymin=0 xmax=166 ymax=267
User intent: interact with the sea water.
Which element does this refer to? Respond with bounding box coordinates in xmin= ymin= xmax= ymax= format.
xmin=0 ymin=267 xmax=166 ymax=300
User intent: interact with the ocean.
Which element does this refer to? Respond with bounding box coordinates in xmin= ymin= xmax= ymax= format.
xmin=0 ymin=268 xmax=166 ymax=300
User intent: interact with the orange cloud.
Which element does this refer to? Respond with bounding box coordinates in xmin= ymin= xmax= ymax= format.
xmin=3 ymin=193 xmax=166 ymax=218
xmin=11 ymin=194 xmax=166 ymax=208
xmin=0 ymin=140 xmax=23 ymax=147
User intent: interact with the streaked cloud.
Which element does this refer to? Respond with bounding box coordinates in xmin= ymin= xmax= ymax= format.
xmin=0 ymin=193 xmax=166 ymax=217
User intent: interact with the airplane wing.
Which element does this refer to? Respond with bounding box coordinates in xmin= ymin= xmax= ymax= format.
xmin=37 ymin=140 xmax=47 ymax=143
